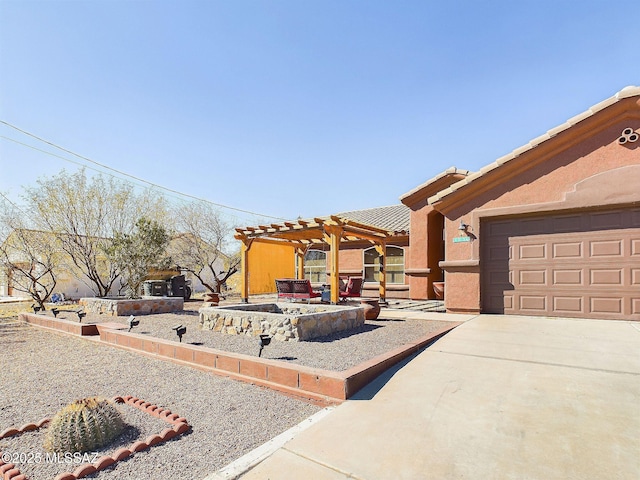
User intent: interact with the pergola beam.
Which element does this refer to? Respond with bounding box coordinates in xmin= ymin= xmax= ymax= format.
xmin=237 ymin=215 xmax=401 ymax=303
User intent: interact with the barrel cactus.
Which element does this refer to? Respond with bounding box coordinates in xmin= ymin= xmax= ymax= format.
xmin=44 ymin=397 xmax=125 ymax=453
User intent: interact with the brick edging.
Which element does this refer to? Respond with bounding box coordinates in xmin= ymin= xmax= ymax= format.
xmin=20 ymin=313 xmax=99 ymax=336
xmin=96 ymin=323 xmax=462 ymax=404
xmin=18 ymin=312 xmax=461 ymax=405
xmin=0 ymin=396 xmax=190 ymax=480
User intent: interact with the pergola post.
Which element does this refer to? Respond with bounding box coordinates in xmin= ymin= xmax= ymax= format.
xmin=295 ymin=247 xmax=306 ymax=280
xmin=325 ymin=225 xmax=343 ymax=304
xmin=375 ymin=242 xmax=387 ymax=303
xmin=240 ymin=238 xmax=253 ymax=303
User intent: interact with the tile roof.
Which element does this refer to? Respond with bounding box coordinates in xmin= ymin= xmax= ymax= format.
xmin=336 ymin=204 xmax=410 ymax=233
xmin=399 ymin=166 xmax=471 ymax=202
xmin=428 ymin=85 xmax=640 ymax=205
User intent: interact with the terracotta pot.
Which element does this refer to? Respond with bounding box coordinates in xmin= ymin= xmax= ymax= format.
xmin=360 ymin=298 xmax=381 ymax=320
xmin=433 ymin=282 xmax=445 ymax=300
xmin=203 ymin=292 xmax=219 ymax=306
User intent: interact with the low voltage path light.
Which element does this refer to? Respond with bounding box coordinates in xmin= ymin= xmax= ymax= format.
xmin=127 ymin=315 xmax=139 ymax=332
xmin=258 ymin=335 xmax=272 ymax=358
xmin=75 ymin=309 xmax=86 ymax=323
xmin=51 ymin=308 xmax=59 ymax=318
xmin=31 ymin=304 xmax=42 ymax=313
xmin=172 ymin=324 xmax=186 ymax=342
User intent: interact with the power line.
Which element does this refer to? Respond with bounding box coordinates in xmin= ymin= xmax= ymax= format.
xmin=0 ymin=120 xmax=287 ymax=222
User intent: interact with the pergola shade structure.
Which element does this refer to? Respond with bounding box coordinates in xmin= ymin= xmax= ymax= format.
xmin=234 ymin=215 xmax=408 ymax=304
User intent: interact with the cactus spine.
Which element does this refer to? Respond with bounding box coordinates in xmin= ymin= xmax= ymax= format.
xmin=44 ymin=397 xmax=125 ymax=453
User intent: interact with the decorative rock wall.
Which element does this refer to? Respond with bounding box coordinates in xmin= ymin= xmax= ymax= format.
xmin=79 ymin=297 xmax=184 ymax=316
xmin=199 ymin=303 xmax=365 ymax=341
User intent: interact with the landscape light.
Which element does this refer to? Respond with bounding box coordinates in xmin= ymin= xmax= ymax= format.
xmin=127 ymin=315 xmax=139 ymax=332
xmin=51 ymin=308 xmax=59 ymax=318
xmin=258 ymin=334 xmax=272 ymax=358
xmin=172 ymin=324 xmax=186 ymax=342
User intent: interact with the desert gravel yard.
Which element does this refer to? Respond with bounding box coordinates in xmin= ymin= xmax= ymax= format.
xmin=49 ymin=301 xmax=454 ymax=371
xmin=0 ymin=318 xmax=321 ymax=480
xmin=0 ymin=301 xmax=453 ymax=479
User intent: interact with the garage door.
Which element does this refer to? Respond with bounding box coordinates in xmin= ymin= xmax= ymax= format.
xmin=482 ymin=207 xmax=640 ymax=320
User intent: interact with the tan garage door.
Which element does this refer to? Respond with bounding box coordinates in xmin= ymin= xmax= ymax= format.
xmin=482 ymin=207 xmax=640 ymax=320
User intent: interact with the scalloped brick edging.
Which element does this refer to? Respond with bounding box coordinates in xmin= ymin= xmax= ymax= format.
xmin=0 ymin=396 xmax=190 ymax=480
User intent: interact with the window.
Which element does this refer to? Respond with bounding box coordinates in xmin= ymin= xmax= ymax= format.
xmin=303 ymin=250 xmax=326 ymax=283
xmin=364 ymin=246 xmax=404 ymax=284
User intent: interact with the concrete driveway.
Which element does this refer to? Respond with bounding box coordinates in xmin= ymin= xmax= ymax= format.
xmin=218 ymin=314 xmax=640 ymax=480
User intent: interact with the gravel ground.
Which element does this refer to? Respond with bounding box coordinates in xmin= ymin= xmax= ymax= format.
xmin=0 ymin=300 xmax=453 ymax=479
xmin=0 ymin=318 xmax=321 ymax=480
xmin=55 ymin=301 xmax=453 ymax=371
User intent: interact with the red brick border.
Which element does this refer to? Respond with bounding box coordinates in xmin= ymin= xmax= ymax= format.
xmin=94 ymin=323 xmax=461 ymax=405
xmin=0 ymin=396 xmax=190 ymax=480
xmin=18 ymin=312 xmax=461 ymax=405
xmin=21 ymin=313 xmax=100 ymax=336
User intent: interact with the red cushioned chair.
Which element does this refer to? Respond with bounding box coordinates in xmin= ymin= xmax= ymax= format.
xmin=339 ymin=277 xmax=364 ymax=301
xmin=291 ymin=279 xmax=322 ymax=303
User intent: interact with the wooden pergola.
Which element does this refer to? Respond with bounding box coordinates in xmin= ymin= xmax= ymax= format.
xmin=234 ymin=215 xmax=404 ymax=304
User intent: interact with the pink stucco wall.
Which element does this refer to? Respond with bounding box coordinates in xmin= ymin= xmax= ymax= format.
xmin=435 ymin=97 xmax=640 ymax=313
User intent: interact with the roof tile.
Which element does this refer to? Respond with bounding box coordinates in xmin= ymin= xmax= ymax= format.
xmin=336 ymin=204 xmax=410 ymax=233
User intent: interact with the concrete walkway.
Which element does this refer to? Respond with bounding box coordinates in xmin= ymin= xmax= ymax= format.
xmin=231 ymin=314 xmax=640 ymax=480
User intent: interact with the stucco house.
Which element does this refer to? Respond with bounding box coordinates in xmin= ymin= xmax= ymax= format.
xmin=431 ymin=86 xmax=640 ymax=319
xmin=238 ymin=85 xmax=640 ymax=320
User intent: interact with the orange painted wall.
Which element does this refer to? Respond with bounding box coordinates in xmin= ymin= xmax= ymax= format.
xmin=248 ymin=242 xmax=295 ymax=294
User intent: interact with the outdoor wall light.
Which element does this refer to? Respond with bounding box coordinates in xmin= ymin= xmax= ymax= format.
xmin=172 ymin=324 xmax=187 ymax=342
xmin=127 ymin=315 xmax=139 ymax=332
xmin=458 ymin=220 xmax=470 ymax=233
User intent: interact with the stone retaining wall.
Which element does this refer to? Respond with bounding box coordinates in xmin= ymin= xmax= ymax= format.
xmin=199 ymin=303 xmax=365 ymax=341
xmin=79 ymin=297 xmax=184 ymax=316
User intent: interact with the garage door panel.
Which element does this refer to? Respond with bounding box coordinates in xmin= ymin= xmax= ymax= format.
xmin=520 ymin=218 xmax=546 ymax=234
xmin=589 ymin=211 xmax=626 ymax=229
xmin=482 ymin=207 xmax=640 ymax=320
xmin=553 ymin=269 xmax=583 ymax=285
xmin=518 ymin=295 xmax=547 ymax=312
xmin=519 ymin=270 xmax=546 ymax=285
xmin=553 ymin=296 xmax=583 ymax=313
xmin=590 ymin=240 xmax=622 ymax=257
xmin=486 ymin=293 xmax=512 ymax=312
xmin=590 ymin=297 xmax=623 ymax=314
xmin=589 ymin=269 xmax=623 ymax=286
xmin=518 ymin=244 xmax=546 ymax=260
xmin=551 ymin=214 xmax=582 ymax=232
xmin=553 ymin=242 xmax=583 ymax=258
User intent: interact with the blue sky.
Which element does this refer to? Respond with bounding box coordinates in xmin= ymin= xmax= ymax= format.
xmin=1 ymin=0 xmax=638 ymax=227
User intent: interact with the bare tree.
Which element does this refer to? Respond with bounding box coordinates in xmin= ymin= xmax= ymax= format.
xmin=23 ymin=169 xmax=168 ymax=297
xmin=168 ymin=201 xmax=239 ymax=294
xmin=0 ymin=202 xmax=59 ymax=309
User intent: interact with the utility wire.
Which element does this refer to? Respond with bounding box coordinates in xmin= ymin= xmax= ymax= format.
xmin=0 ymin=120 xmax=287 ymax=221
xmin=1 ymin=135 xmax=222 ymax=211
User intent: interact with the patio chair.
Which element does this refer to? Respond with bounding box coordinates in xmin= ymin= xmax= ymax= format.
xmin=275 ymin=279 xmax=295 ymax=301
xmin=339 ymin=277 xmax=364 ymax=301
xmin=291 ymin=279 xmax=322 ymax=303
